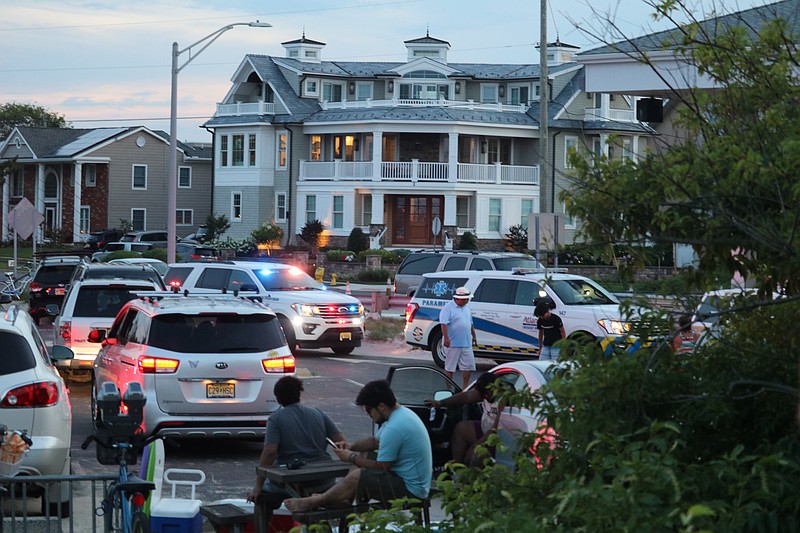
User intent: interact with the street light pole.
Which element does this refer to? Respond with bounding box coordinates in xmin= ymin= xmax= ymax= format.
xmin=167 ymin=21 xmax=271 ymax=263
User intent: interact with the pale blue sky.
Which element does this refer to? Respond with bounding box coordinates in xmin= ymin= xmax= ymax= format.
xmin=0 ymin=0 xmax=769 ymax=142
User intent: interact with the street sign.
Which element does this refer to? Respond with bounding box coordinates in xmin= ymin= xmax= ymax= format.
xmin=7 ymin=198 xmax=43 ymax=240
xmin=431 ymin=216 xmax=442 ymax=236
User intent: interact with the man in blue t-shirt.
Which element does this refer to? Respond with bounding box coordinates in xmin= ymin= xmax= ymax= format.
xmin=439 ymin=286 xmax=478 ymax=388
xmin=285 ymin=380 xmax=433 ymax=512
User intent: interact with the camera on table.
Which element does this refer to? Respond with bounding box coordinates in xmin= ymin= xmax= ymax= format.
xmin=94 ymin=382 xmax=147 ymax=465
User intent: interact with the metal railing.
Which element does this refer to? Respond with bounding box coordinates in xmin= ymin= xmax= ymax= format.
xmin=1 ymin=473 xmax=115 ymax=532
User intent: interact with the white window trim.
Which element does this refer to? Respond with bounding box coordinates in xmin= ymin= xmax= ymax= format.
xmin=321 ymin=81 xmax=344 ymax=103
xmin=564 ymin=135 xmax=578 ymax=169
xmin=356 ymin=81 xmax=373 ymax=101
xmin=231 ymin=191 xmax=242 ymax=222
xmin=305 ymin=79 xmax=319 ymax=97
xmin=131 ymin=208 xmax=147 ymax=231
xmin=132 ymin=164 xmax=147 ymax=190
xmin=305 ymin=194 xmax=317 ymax=224
xmin=275 ymin=192 xmax=287 ymax=223
xmin=85 ymin=164 xmax=97 ymax=187
xmin=178 ymin=166 xmax=192 ymax=188
xmin=332 ymin=195 xmax=344 ymax=229
xmin=276 ymin=131 xmax=288 ymax=170
xmin=79 ymin=205 xmax=91 ymax=234
xmin=248 ymin=134 xmax=257 ymax=167
xmin=480 ymin=83 xmax=499 ymax=103
xmin=176 ymin=208 xmax=193 ymax=226
xmin=488 ymin=198 xmax=502 ymax=233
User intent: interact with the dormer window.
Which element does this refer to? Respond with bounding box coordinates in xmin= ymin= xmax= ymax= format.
xmin=304 ymin=50 xmax=317 ymax=59
xmin=413 ymin=49 xmax=440 ymax=58
xmin=305 ymin=79 xmax=319 ymax=96
xmin=322 ymin=82 xmax=343 ymax=102
xmin=289 ymin=50 xmax=299 ymax=58
xmin=480 ymin=84 xmax=499 ymax=103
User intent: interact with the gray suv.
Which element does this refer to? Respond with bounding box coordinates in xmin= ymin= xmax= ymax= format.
xmin=394 ymin=251 xmax=543 ymax=296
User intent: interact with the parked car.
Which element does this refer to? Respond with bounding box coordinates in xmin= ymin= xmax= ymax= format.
xmin=88 ymin=293 xmax=296 ymax=438
xmin=91 ymin=241 xmax=154 ymax=262
xmin=0 ymin=295 xmax=75 ymax=516
xmin=69 ymin=263 xmax=166 ymax=290
xmin=405 ymin=269 xmax=628 ymax=367
xmin=82 ymin=229 xmax=124 ymax=251
xmin=175 ymin=242 xmax=218 ymax=262
xmin=108 ymin=258 xmax=169 ymax=278
xmin=120 ymin=230 xmax=170 ymax=248
xmin=164 ymin=261 xmax=365 ymax=355
xmin=691 ymin=288 xmax=781 ymax=343
xmin=52 ymin=278 xmax=163 ymax=377
xmin=394 ymin=251 xmax=544 ymax=297
xmin=386 ymin=360 xmax=560 ymax=468
xmin=27 ymin=256 xmax=84 ymax=325
xmin=181 ymin=225 xmax=208 ymax=244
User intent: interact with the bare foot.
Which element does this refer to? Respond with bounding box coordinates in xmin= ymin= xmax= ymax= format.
xmin=285 ymin=494 xmax=321 ymax=513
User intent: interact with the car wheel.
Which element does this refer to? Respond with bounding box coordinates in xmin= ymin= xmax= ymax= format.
xmin=565 ymin=332 xmax=601 ymax=360
xmin=278 ymin=317 xmax=297 ymax=354
xmin=429 ymin=329 xmax=445 ymax=368
xmin=331 ymin=346 xmax=355 ymax=355
xmin=90 ymin=376 xmax=104 ymax=429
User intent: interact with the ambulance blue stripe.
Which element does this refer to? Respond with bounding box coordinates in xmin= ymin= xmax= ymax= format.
xmin=473 ymin=317 xmax=540 ymax=346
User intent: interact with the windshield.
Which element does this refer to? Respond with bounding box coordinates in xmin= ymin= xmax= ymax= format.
xmin=252 ymin=267 xmax=322 ymax=291
xmin=74 ymin=286 xmax=148 ymax=318
xmin=547 ymin=278 xmax=619 ymax=306
xmin=147 ymin=313 xmax=286 ymax=353
xmin=493 ymin=257 xmax=542 ymax=270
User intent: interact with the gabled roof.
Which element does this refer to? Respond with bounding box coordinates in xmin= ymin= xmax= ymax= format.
xmin=580 ymin=0 xmax=798 ymax=56
xmin=404 ymin=35 xmax=451 ymax=46
xmin=12 ymin=126 xmax=132 ymax=158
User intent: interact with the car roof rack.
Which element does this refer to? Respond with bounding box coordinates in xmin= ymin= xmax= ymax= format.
xmin=511 ymin=267 xmax=569 ymax=275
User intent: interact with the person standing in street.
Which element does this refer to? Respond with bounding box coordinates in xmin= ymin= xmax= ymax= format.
xmin=246 ymin=376 xmax=345 ymax=528
xmin=535 ymin=301 xmax=565 ymax=361
xmin=440 ymin=286 xmax=478 ymax=388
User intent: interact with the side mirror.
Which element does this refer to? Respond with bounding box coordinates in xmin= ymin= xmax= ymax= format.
xmin=433 ymin=390 xmax=453 ymax=402
xmin=50 ymin=345 xmax=74 ymax=361
xmin=45 ymin=304 xmax=60 ymax=316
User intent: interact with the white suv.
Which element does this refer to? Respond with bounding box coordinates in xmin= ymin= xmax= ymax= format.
xmin=53 ymin=278 xmax=163 ymax=377
xmin=88 ymin=293 xmax=296 ymax=439
xmin=164 ymin=261 xmax=365 ymax=355
xmin=0 ymin=296 xmax=75 ymax=516
xmin=405 ymin=269 xmax=629 ymax=367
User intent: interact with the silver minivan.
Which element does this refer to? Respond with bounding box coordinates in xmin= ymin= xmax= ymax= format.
xmin=394 ymin=251 xmax=543 ymax=296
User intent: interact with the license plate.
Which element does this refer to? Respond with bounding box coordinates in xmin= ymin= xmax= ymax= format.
xmin=55 ymin=288 xmax=65 ymax=295
xmin=339 ymin=332 xmax=352 ymax=341
xmin=207 ymin=383 xmax=235 ymax=398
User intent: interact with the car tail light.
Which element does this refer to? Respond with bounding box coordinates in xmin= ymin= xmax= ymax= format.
xmin=168 ymin=280 xmax=182 ymax=289
xmin=1 ymin=382 xmax=60 ymax=408
xmin=262 ymin=356 xmax=296 ymax=374
xmin=139 ymin=356 xmax=180 ymax=374
xmin=29 ymin=281 xmax=42 ymax=293
xmin=405 ymin=302 xmax=419 ymax=322
xmin=59 ymin=321 xmax=71 ymax=343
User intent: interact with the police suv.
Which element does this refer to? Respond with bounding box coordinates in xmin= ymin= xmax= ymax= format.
xmin=404 ymin=269 xmax=629 ymax=367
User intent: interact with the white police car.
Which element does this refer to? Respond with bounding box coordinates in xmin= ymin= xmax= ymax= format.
xmin=404 ymin=269 xmax=630 ymax=367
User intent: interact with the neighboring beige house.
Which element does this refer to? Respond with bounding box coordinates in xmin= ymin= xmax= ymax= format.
xmin=205 ymin=33 xmax=655 ymax=249
xmin=0 ymin=126 xmax=212 ymax=243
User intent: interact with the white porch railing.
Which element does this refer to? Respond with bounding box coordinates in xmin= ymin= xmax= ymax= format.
xmin=299 ymin=160 xmax=538 ymax=185
xmin=320 ymin=98 xmax=528 ymax=113
xmin=583 ymin=107 xmax=636 ymax=122
xmin=215 ymin=101 xmax=275 ymax=116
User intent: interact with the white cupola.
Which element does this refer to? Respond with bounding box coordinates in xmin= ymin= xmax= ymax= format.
xmin=281 ymin=32 xmax=326 ymax=63
xmin=404 ymin=31 xmax=450 ymax=64
xmin=535 ymin=38 xmax=580 ymax=65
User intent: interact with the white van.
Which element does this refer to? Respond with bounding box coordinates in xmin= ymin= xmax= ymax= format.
xmin=404 ymin=269 xmax=629 ymax=367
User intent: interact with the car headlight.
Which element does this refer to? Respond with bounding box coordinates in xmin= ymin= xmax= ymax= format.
xmin=291 ymin=303 xmax=317 ymax=316
xmin=598 ymin=319 xmax=631 ymax=335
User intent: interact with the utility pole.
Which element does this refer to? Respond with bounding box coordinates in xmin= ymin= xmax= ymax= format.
xmin=539 ymin=0 xmax=549 ymax=213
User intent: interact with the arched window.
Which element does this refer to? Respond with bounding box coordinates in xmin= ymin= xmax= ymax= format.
xmin=44 ymin=172 xmax=59 ymax=200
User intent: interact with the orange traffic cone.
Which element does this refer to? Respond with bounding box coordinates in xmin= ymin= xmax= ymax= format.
xmin=346 ymin=281 xmax=351 ymax=295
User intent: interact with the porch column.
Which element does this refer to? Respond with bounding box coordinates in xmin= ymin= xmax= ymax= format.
xmin=1 ymin=172 xmax=8 ymax=240
xmin=372 ymin=130 xmax=383 ymax=181
xmin=371 ymin=192 xmax=385 ymax=225
xmin=36 ymin=164 xmax=45 ymax=242
xmin=447 ymin=133 xmax=458 ymax=183
xmin=600 ymin=93 xmax=610 ymax=120
xmin=73 ymin=162 xmax=82 ymax=243
xmin=443 ymin=194 xmax=457 ymax=226
xmin=632 ymin=135 xmax=640 ymax=163
xmin=600 ymin=133 xmax=610 ymax=158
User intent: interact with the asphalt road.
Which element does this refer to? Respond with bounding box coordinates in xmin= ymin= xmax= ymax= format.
xmin=36 ymin=317 xmax=493 ymax=505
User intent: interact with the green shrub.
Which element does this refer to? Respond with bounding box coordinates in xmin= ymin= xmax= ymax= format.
xmin=347 ymin=227 xmax=369 ymax=253
xmin=504 ymin=224 xmax=528 ymax=253
xmin=326 ymin=249 xmax=357 ymax=262
xmin=356 ymin=268 xmax=391 ymax=282
xmin=458 ymin=231 xmax=478 ymax=250
xmin=356 ymin=249 xmax=403 ymax=264
xmin=142 ymin=248 xmax=168 ymax=263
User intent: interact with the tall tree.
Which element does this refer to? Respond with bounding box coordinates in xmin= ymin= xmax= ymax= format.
xmin=0 ymin=102 xmax=68 ymax=140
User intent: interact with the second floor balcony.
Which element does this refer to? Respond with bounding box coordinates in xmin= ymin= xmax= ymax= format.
xmin=215 ymin=101 xmax=275 ymax=116
xmin=299 ymin=159 xmax=539 ymax=186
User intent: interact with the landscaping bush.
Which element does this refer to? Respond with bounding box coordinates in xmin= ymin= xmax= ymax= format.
xmin=504 ymin=224 xmax=528 ymax=253
xmin=356 ymin=249 xmax=403 ymax=264
xmin=326 ymin=249 xmax=357 ymax=262
xmin=356 ymin=268 xmax=391 ymax=282
xmin=347 ymin=227 xmax=369 ymax=253
xmin=142 ymin=248 xmax=168 ymax=263
xmin=458 ymin=231 xmax=478 ymax=250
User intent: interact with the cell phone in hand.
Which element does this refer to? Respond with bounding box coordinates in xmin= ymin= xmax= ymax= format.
xmin=326 ymin=437 xmax=337 ymax=448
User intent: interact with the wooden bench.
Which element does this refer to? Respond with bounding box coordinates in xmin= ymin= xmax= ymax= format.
xmin=291 ymin=498 xmax=431 ymax=531
xmin=200 ymin=503 xmax=254 ymax=533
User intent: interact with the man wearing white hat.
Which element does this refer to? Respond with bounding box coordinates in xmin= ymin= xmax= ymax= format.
xmin=439 ymin=286 xmax=478 ymax=388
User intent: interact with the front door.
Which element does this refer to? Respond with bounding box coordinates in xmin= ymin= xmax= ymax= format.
xmin=392 ymin=196 xmax=442 ymax=245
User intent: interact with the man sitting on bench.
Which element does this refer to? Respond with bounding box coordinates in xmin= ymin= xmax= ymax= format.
xmin=284 ymin=379 xmax=432 ymax=512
